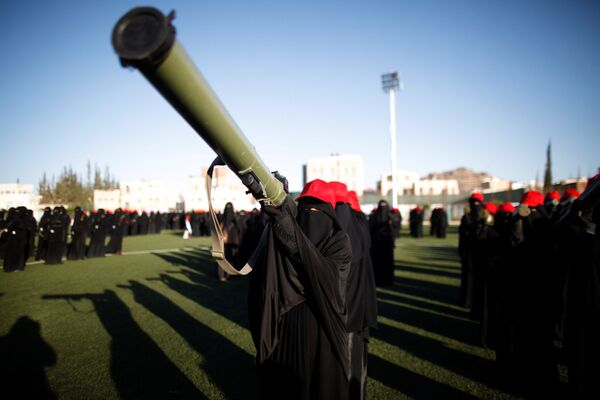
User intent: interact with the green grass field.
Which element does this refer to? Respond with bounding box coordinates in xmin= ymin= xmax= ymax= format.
xmin=0 ymin=228 xmax=519 ymax=399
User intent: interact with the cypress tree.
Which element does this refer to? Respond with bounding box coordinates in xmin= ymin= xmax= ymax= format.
xmin=543 ymin=141 xmax=553 ymax=191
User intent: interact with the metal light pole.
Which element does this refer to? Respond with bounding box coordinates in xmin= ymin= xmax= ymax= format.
xmin=382 ymin=71 xmax=402 ymax=208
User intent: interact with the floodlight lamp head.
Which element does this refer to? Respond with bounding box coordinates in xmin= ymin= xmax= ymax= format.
xmin=381 ymin=71 xmax=400 ymax=93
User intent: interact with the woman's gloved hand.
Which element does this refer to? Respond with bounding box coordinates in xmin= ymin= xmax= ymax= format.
xmin=262 ymin=195 xmax=299 ymax=259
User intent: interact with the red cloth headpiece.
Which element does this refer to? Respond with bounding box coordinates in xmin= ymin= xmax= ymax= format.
xmin=347 ymin=191 xmax=361 ymax=212
xmin=329 ymin=181 xmax=350 ymax=204
xmin=498 ymin=202 xmax=516 ymax=213
xmin=563 ymin=188 xmax=580 ymax=199
xmin=521 ymin=190 xmax=544 ymax=207
xmin=545 ymin=191 xmax=560 ymax=202
xmin=296 ymin=179 xmax=336 ymax=208
xmin=483 ymin=202 xmax=497 ymax=215
xmin=470 ymin=192 xmax=484 ymax=202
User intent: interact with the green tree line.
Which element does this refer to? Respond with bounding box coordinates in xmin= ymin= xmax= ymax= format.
xmin=38 ymin=161 xmax=119 ymax=209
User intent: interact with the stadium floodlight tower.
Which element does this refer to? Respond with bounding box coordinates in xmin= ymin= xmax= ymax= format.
xmin=382 ymin=70 xmax=402 ymax=209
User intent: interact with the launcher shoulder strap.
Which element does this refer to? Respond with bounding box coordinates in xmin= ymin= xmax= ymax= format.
xmin=205 ymin=157 xmax=267 ymax=275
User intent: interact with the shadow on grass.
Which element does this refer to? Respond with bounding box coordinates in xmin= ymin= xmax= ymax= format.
xmin=392 ymin=278 xmax=459 ymax=306
xmin=119 ymin=280 xmax=258 ymax=400
xmin=0 ymin=316 xmax=57 ymax=399
xmin=401 ymin=246 xmax=460 ymax=263
xmin=43 ymin=290 xmax=205 ymax=399
xmin=372 ymin=321 xmax=498 ymax=390
xmin=376 ymin=290 xmax=472 ymax=320
xmin=152 ymin=249 xmax=249 ymax=329
xmin=369 ymin=353 xmax=477 ymax=399
xmin=377 ymin=298 xmax=480 ymax=347
xmin=396 ymin=263 xmax=461 ymax=279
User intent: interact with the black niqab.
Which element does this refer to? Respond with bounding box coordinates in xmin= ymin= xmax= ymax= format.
xmin=297 ymin=203 xmax=335 ymax=248
xmin=373 ymin=201 xmax=390 ymax=224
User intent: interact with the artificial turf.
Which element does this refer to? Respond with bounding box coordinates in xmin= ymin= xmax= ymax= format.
xmin=0 ymin=228 xmax=519 ymax=399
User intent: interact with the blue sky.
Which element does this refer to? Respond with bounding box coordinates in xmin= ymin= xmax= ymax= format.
xmin=1 ymin=0 xmax=598 ymax=192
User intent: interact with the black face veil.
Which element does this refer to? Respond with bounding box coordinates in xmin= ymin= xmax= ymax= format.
xmin=296 ymin=200 xmax=338 ymax=249
xmin=374 ymin=201 xmax=391 ymax=224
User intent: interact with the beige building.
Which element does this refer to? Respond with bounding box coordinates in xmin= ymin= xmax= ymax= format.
xmin=380 ymin=170 xmax=420 ymax=196
xmin=412 ymin=179 xmax=460 ymax=196
xmin=93 ymin=189 xmax=121 ymax=211
xmin=380 ymin=172 xmax=459 ymax=196
xmin=303 ymin=154 xmax=364 ymax=195
xmin=0 ymin=183 xmax=39 ymax=210
xmin=119 ymin=180 xmax=177 ymax=212
xmin=481 ymin=176 xmax=512 ymax=192
xmin=425 ymin=167 xmax=510 ymax=194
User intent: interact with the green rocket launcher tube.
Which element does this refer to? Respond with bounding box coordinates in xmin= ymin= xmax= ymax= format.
xmin=111 ymin=7 xmax=286 ymax=207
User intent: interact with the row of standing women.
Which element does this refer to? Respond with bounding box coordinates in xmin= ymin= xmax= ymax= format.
xmin=459 ymin=177 xmax=600 ymax=399
xmin=1 ymin=208 xmax=205 ymax=271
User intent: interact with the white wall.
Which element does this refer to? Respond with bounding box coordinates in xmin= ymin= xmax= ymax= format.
xmin=0 ymin=183 xmax=38 ymax=210
xmin=119 ymin=180 xmax=177 ymax=212
xmin=93 ymin=189 xmax=121 ymax=211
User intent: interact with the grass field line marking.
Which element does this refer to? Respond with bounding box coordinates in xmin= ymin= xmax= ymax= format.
xmin=378 ymin=316 xmax=495 ymax=361
xmin=378 ymin=297 xmax=476 ymax=324
xmin=369 ymin=336 xmax=512 ymax=399
xmin=25 ymin=246 xmax=212 ymax=266
xmin=117 ymin=247 xmax=184 ymax=256
xmin=117 ymin=246 xmax=211 ymax=256
xmin=377 ymin=287 xmax=468 ymax=312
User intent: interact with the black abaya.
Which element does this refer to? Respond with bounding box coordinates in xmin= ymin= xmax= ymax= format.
xmin=68 ymin=210 xmax=89 ymax=260
xmin=563 ymin=206 xmax=600 ymax=399
xmin=87 ymin=212 xmax=107 ymax=258
xmin=35 ymin=209 xmax=52 ymax=261
xmin=336 ymin=203 xmax=377 ymax=400
xmin=45 ymin=215 xmax=65 ymax=265
xmin=369 ymin=202 xmax=395 ymax=286
xmin=3 ymin=216 xmax=28 ymax=271
xmin=250 ymin=196 xmax=352 ymax=400
xmin=105 ymin=212 xmax=125 ymax=255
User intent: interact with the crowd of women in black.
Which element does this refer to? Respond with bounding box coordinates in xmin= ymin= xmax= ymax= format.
xmin=1 ymin=208 xmax=217 ymax=272
xmin=230 ymin=179 xmax=378 ymax=400
xmin=459 ymin=176 xmax=600 ymax=399
xmin=217 ymin=178 xmax=470 ymax=399
xmin=0 ymin=206 xmax=38 ymax=272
